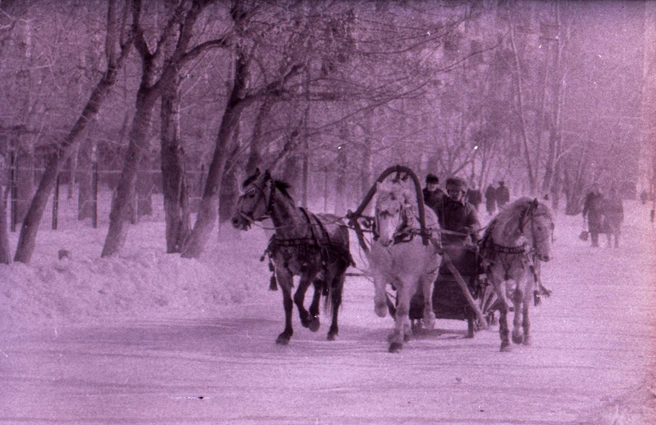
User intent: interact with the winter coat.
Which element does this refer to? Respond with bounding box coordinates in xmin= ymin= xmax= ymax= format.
xmin=485 ymin=185 xmax=497 ymax=213
xmin=423 ymin=187 xmax=445 ymax=211
xmin=495 ymin=185 xmax=510 ymax=207
xmin=582 ymin=192 xmax=604 ymax=233
xmin=431 ymin=196 xmax=481 ymax=246
xmin=602 ymin=197 xmax=624 ymax=234
xmin=466 ymin=189 xmax=482 ymax=210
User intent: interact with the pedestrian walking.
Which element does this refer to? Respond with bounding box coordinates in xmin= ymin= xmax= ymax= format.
xmin=485 ymin=184 xmax=497 ymax=216
xmin=466 ymin=185 xmax=482 ymax=212
xmin=495 ymin=181 xmax=510 ymax=208
xmin=582 ymin=183 xmax=604 ymax=248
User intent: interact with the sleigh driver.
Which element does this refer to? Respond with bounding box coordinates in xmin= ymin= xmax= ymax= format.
xmin=411 ymin=176 xmax=485 ymax=336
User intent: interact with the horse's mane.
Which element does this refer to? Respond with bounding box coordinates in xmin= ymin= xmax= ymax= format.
xmin=273 ymin=180 xmax=293 ymax=199
xmin=242 ymin=173 xmax=293 ymax=200
xmin=484 ymin=197 xmax=553 ymax=242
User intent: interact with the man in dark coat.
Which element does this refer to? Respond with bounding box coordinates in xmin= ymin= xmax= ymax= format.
xmin=582 ymin=183 xmax=604 ymax=248
xmin=429 ymin=176 xmax=482 ymax=288
xmin=466 ymin=185 xmax=482 ymax=212
xmin=414 ymin=177 xmax=481 ymax=329
xmin=422 ymin=174 xmax=445 ymax=211
xmin=432 ymin=177 xmax=481 ymax=247
xmin=495 ymin=181 xmax=510 ymax=208
xmin=485 ymin=184 xmax=497 ymax=216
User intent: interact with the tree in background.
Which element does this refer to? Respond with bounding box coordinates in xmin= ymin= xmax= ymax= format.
xmin=13 ymin=0 xmax=133 ymax=263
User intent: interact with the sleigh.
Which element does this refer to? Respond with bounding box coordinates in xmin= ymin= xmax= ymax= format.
xmin=346 ymin=165 xmax=488 ymax=337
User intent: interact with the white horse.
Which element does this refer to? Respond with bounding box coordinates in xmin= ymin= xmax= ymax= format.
xmin=480 ymin=197 xmax=554 ymax=352
xmin=368 ymin=180 xmax=441 ymax=352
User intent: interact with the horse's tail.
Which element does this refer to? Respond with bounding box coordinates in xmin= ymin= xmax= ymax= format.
xmin=322 ymin=252 xmax=351 ymax=316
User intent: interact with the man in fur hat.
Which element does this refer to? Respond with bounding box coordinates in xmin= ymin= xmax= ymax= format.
xmin=423 ymin=173 xmax=445 ymax=211
xmin=431 ymin=176 xmax=481 ymax=246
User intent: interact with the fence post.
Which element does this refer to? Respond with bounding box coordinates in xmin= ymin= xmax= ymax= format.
xmin=51 ymin=174 xmax=60 ymax=230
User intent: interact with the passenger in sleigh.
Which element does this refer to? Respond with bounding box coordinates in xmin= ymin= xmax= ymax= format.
xmin=410 ymin=177 xmax=482 ymax=329
xmin=432 ymin=177 xmax=481 ymax=274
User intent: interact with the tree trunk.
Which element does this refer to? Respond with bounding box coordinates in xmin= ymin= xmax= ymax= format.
xmin=160 ymin=82 xmax=191 ymax=253
xmin=181 ymin=44 xmax=254 ymax=258
xmin=281 ymin=129 xmax=302 ymax=199
xmin=219 ymin=121 xmax=242 ymax=227
xmin=510 ymin=25 xmax=536 ymax=194
xmin=245 ymin=99 xmax=274 ymax=176
xmin=334 ymin=137 xmax=348 ymax=216
xmin=101 ymin=88 xmax=158 ymax=257
xmin=0 ymin=194 xmax=10 ymax=264
xmin=78 ymin=123 xmax=97 ymax=221
xmin=360 ymin=109 xmax=374 ymax=200
xmin=181 ymin=98 xmax=247 ymax=258
xmin=541 ymin=2 xmax=567 ymax=199
xmin=13 ymin=144 xmax=34 ymax=227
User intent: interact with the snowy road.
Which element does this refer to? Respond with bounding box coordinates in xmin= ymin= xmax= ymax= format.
xmin=1 ymin=204 xmax=655 ymax=424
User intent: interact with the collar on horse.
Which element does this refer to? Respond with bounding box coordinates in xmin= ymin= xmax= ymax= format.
xmin=481 ymin=202 xmax=544 ymax=280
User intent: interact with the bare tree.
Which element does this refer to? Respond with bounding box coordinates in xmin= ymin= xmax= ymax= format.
xmin=181 ymin=0 xmax=307 ymax=258
xmin=101 ymin=0 xmax=229 ymax=257
xmin=13 ymin=0 xmax=133 ymax=264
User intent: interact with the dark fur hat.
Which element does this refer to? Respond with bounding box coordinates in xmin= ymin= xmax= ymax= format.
xmin=426 ymin=174 xmax=439 ymax=184
xmin=446 ymin=177 xmax=468 ymax=192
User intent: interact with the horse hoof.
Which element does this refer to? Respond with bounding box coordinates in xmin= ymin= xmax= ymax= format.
xmin=403 ymin=333 xmax=411 ymax=342
xmin=389 ymin=342 xmax=403 ymax=353
xmin=423 ymin=314 xmax=436 ymax=330
xmin=512 ymin=334 xmax=524 ymax=344
xmin=276 ymin=334 xmax=291 ymax=345
xmin=522 ymin=336 xmax=532 ymax=346
xmin=375 ymin=304 xmax=387 ymax=318
xmin=327 ymin=332 xmax=337 ymax=341
xmin=411 ymin=321 xmax=422 ymax=332
xmin=500 ymin=342 xmax=512 ymax=352
xmin=309 ymin=318 xmax=320 ymax=332
xmin=465 ymin=331 xmax=475 ymax=339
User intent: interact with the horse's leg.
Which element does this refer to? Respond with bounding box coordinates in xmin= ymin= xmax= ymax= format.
xmin=493 ymin=276 xmax=512 ymax=352
xmin=389 ymin=280 xmax=411 ymax=353
xmin=511 ymin=286 xmax=524 ymax=344
xmin=521 ymin=299 xmax=531 ymax=346
xmin=327 ymin=265 xmax=346 ymax=341
xmin=373 ymin=272 xmax=388 ymax=318
xmin=276 ymin=269 xmax=295 ymax=345
xmin=306 ymin=279 xmax=322 ymax=332
xmin=420 ymin=274 xmax=436 ymax=330
xmin=293 ymin=268 xmax=319 ymax=330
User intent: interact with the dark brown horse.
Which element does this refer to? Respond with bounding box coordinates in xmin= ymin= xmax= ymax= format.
xmin=231 ymin=169 xmax=353 ymax=345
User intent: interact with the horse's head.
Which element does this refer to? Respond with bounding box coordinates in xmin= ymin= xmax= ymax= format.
xmin=231 ymin=168 xmax=273 ymax=230
xmin=374 ymin=181 xmax=413 ymax=247
xmin=521 ymin=198 xmax=555 ymax=262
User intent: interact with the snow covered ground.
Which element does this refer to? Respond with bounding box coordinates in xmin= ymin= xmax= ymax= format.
xmin=0 ymin=191 xmax=654 ymax=424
